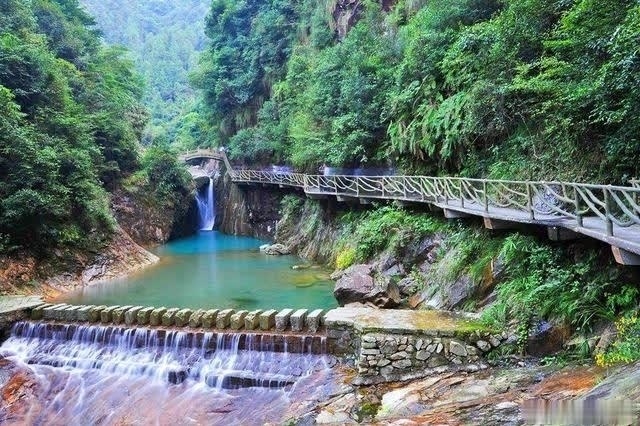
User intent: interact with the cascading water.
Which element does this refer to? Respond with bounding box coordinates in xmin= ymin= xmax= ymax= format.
xmin=0 ymin=322 xmax=339 ymax=425
xmin=195 ymin=177 xmax=215 ymax=231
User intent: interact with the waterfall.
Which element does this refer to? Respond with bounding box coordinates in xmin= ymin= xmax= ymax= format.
xmin=0 ymin=321 xmax=337 ymax=425
xmin=196 ymin=177 xmax=215 ymax=231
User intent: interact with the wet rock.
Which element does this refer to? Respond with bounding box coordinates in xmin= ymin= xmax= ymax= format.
xmin=137 ymin=307 xmax=155 ymax=325
xmin=229 ymin=310 xmax=248 ymax=330
xmin=305 ymin=309 xmax=324 ymax=333
xmin=149 ymin=307 xmax=167 ymax=326
xmin=244 ymin=310 xmax=262 ymax=330
xmin=100 ymin=305 xmax=120 ymax=323
xmin=526 ymin=320 xmax=570 ymax=356
xmin=174 ymin=309 xmax=193 ymax=327
xmin=76 ymin=305 xmax=95 ymax=322
xmin=188 ymin=309 xmax=206 ymax=328
xmin=112 ymin=305 xmax=134 ymax=324
xmin=161 ymin=308 xmax=180 ymax=326
xmin=334 ymin=264 xmax=401 ymax=308
xmin=290 ymin=309 xmax=308 ymax=332
xmin=215 ymin=309 xmax=234 ymax=329
xmin=275 ymin=309 xmax=294 ymax=331
xmin=89 ymin=305 xmax=106 ymax=322
xmin=259 ymin=309 xmax=277 ymax=330
xmin=124 ymin=306 xmax=144 ymax=325
xmin=262 ymin=244 xmax=291 ymax=255
xmin=202 ymin=309 xmax=219 ymax=328
xmin=315 ymin=393 xmax=357 ymax=424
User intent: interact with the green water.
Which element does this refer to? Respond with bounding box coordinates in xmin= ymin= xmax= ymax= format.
xmin=61 ymin=232 xmax=336 ymax=310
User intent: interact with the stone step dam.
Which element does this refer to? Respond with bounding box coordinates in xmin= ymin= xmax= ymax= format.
xmin=2 ymin=302 xmax=507 ymax=386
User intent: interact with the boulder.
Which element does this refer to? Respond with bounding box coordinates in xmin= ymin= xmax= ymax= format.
xmin=262 ymin=244 xmax=292 ymax=256
xmin=333 ymin=264 xmax=401 ymax=308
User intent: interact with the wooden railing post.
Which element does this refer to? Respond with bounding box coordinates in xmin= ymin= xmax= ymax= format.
xmin=483 ymin=180 xmax=489 ymax=212
xmin=460 ymin=180 xmax=465 ymax=208
xmin=574 ymin=186 xmax=583 ymax=227
xmin=444 ymin=180 xmax=449 ymax=205
xmin=605 ymin=186 xmax=614 ymax=236
xmin=527 ymin=183 xmax=535 ymax=220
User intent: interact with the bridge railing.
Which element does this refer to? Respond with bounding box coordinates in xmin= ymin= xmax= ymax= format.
xmin=231 ymin=172 xmax=640 ymax=237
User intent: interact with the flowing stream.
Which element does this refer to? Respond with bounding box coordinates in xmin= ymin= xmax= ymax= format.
xmin=0 ymin=322 xmax=340 ymax=425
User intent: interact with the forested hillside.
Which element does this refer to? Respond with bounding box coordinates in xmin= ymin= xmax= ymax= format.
xmin=0 ymin=0 xmax=191 ymax=256
xmin=80 ymin=0 xmax=210 ymax=144
xmin=194 ymin=0 xmax=640 ymax=183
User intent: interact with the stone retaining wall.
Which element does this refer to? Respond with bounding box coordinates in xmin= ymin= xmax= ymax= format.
xmin=29 ymin=303 xmax=327 ymax=333
xmin=325 ymin=307 xmax=505 ymax=384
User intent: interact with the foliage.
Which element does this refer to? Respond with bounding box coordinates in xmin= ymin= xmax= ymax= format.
xmin=340 ymin=206 xmax=443 ymax=262
xmin=193 ymin=0 xmax=640 ymax=181
xmin=139 ymin=144 xmax=192 ymax=207
xmin=596 ymin=314 xmax=640 ymax=367
xmin=0 ymin=0 xmax=145 ymax=253
xmin=336 ymin=247 xmax=356 ymax=270
xmin=481 ymin=234 xmax=638 ymax=351
xmin=80 ymin=0 xmax=210 ymax=144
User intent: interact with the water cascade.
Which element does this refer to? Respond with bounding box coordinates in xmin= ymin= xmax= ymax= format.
xmin=196 ymin=177 xmax=215 ymax=231
xmin=0 ymin=321 xmax=338 ymax=425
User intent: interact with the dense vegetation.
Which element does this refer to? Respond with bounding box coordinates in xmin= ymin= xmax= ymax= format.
xmin=195 ymin=0 xmax=640 ymax=182
xmin=0 ymin=0 xmax=190 ymax=255
xmin=80 ymin=0 xmax=210 ymax=144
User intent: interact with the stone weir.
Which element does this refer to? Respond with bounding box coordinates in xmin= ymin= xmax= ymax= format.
xmin=28 ymin=303 xmax=327 ymax=353
xmin=9 ymin=303 xmax=505 ymax=385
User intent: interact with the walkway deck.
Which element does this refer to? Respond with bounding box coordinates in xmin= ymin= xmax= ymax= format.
xmin=180 ymin=149 xmax=640 ymax=264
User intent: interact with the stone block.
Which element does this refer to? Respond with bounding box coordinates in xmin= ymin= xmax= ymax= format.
xmin=305 ymin=309 xmax=325 ymax=333
xmin=124 ymin=306 xmax=144 ymax=325
xmin=229 ymin=310 xmax=248 ymax=330
xmin=188 ymin=309 xmax=206 ymax=328
xmin=390 ymin=351 xmax=408 ymax=360
xmin=290 ymin=309 xmax=308 ymax=332
xmin=30 ymin=303 xmax=53 ymax=320
xmin=41 ymin=304 xmax=67 ymax=320
xmin=174 ymin=309 xmax=193 ymax=327
xmin=415 ymin=350 xmax=431 ymax=361
xmin=216 ymin=309 xmax=234 ymax=329
xmin=244 ymin=310 xmax=262 ymax=330
xmin=137 ymin=307 xmax=155 ymax=325
xmin=161 ymin=308 xmax=180 ymax=326
xmin=89 ymin=306 xmax=107 ymax=322
xmin=259 ymin=309 xmax=277 ymax=330
xmin=449 ymin=340 xmax=468 ymax=357
xmin=149 ymin=307 xmax=167 ymax=326
xmin=76 ymin=305 xmax=95 ymax=322
xmin=100 ymin=306 xmax=121 ymax=323
xmin=201 ymin=309 xmax=219 ymax=328
xmin=61 ymin=305 xmax=82 ymax=322
xmin=476 ymin=340 xmax=491 ymax=352
xmin=392 ymin=359 xmax=412 ymax=369
xmin=275 ymin=309 xmax=294 ymax=332
xmin=112 ymin=306 xmax=134 ymax=324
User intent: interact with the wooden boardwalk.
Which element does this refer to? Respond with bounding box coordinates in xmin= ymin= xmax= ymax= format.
xmin=181 ymin=150 xmax=640 ymax=264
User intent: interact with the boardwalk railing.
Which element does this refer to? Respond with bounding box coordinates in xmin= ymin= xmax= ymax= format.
xmin=230 ymin=170 xmax=640 ymax=239
xmin=180 ymin=149 xmax=640 ymax=258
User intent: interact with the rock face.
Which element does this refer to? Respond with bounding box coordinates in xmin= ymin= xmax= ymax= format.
xmin=111 ymin=185 xmax=196 ymax=247
xmin=214 ymin=167 xmax=280 ymax=240
xmin=333 ymin=265 xmax=400 ymax=308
